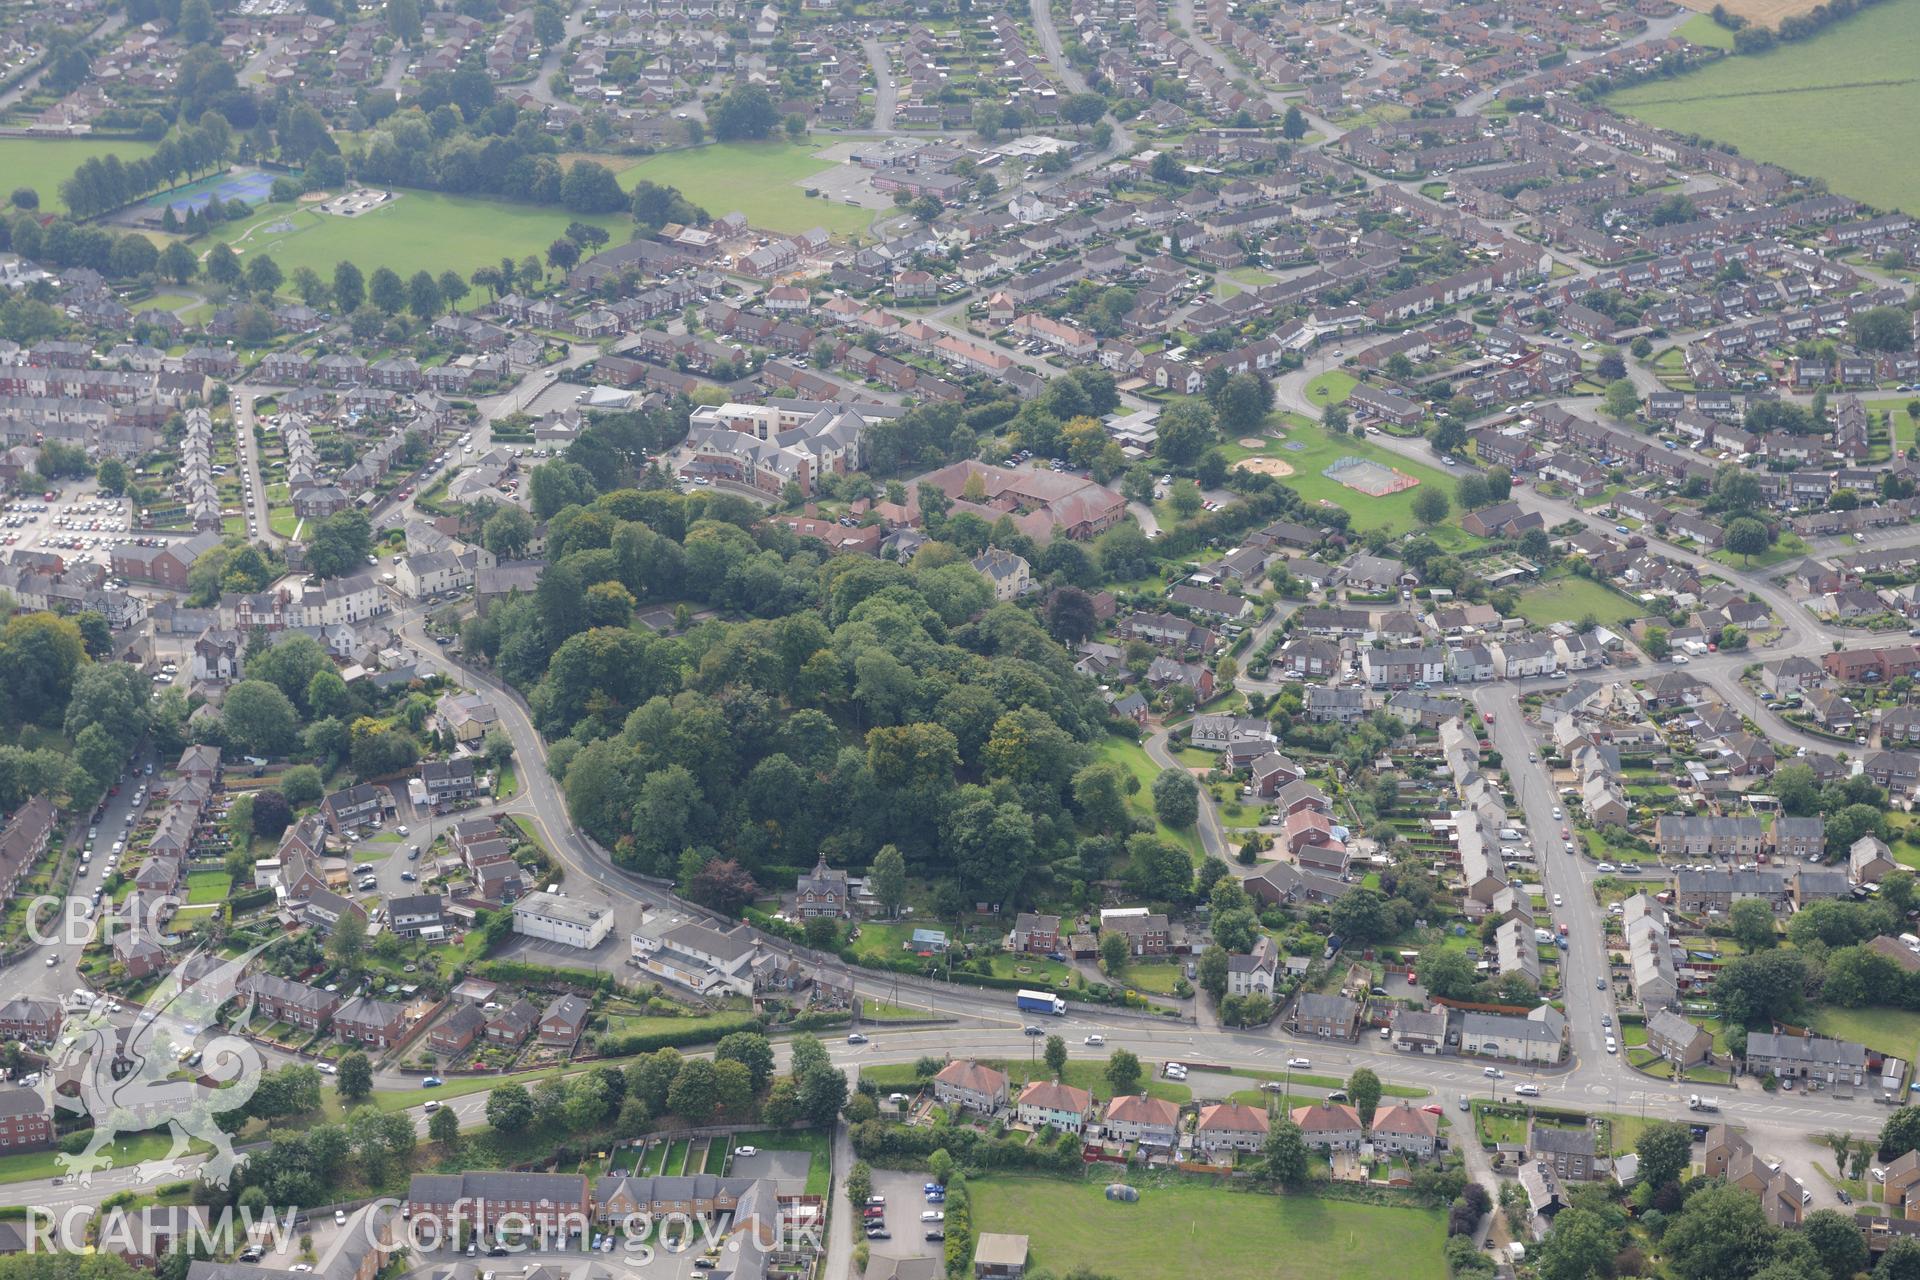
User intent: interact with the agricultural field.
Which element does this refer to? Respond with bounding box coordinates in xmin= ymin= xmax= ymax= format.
xmin=1675 ymin=0 xmax=1829 ymax=25
xmin=1612 ymin=0 xmax=1920 ymax=214
xmin=968 ymin=1178 xmax=1447 ymax=1280
xmin=615 ymin=143 xmax=871 ymax=238
xmin=0 ymin=138 xmax=159 ymax=214
xmin=1512 ymin=575 xmax=1644 ymax=628
xmin=202 ymin=191 xmax=631 ymax=300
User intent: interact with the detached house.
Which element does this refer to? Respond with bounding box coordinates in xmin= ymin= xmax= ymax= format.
xmin=794 ymin=856 xmax=851 ymax=919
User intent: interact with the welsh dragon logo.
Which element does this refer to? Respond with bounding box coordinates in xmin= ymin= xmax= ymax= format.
xmin=42 ymin=941 xmax=271 ymax=1188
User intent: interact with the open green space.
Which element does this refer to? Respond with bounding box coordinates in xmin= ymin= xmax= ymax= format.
xmin=1090 ymin=735 xmax=1205 ymax=861
xmin=1513 ymin=575 xmax=1643 ymax=628
xmin=968 ymin=1178 xmax=1447 ymax=1280
xmin=1710 ymin=530 xmax=1809 ymax=570
xmin=602 ymin=1010 xmax=755 ymax=1039
xmin=141 ymin=292 xmax=199 ymax=314
xmin=1811 ymin=1005 xmax=1920 ymax=1058
xmin=0 ymin=138 xmax=160 ymax=215
xmin=0 ymin=1128 xmax=196 ymax=1183
xmin=1675 ymin=12 xmax=1738 ymax=49
xmin=615 ymin=143 xmax=870 ymax=238
xmin=204 ymin=191 xmax=630 ymax=297
xmin=1304 ymin=370 xmax=1358 ymax=405
xmin=1237 ymin=418 xmax=1482 ymax=542
xmin=1610 ymin=0 xmax=1920 ymax=214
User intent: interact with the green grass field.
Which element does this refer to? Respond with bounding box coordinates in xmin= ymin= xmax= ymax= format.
xmin=183 ymin=869 xmax=232 ymax=905
xmin=1236 ymin=419 xmax=1480 ymax=541
xmin=1811 ymin=1005 xmax=1920 ymax=1058
xmin=0 ymin=138 xmax=160 ymax=214
xmin=0 ymin=1131 xmax=204 ymax=1183
xmin=615 ymin=143 xmax=871 ymax=238
xmin=1611 ymin=0 xmax=1920 ymax=213
xmin=969 ymin=1178 xmax=1447 ymax=1280
xmin=1676 ymin=12 xmax=1738 ymax=49
xmin=204 ymin=191 xmax=630 ymax=297
xmin=1304 ymin=370 xmax=1358 ymax=406
xmin=1513 ymin=576 xmax=1643 ymax=628
xmin=1710 ymin=530 xmax=1809 ymax=570
xmin=1090 ymin=735 xmax=1205 ymax=860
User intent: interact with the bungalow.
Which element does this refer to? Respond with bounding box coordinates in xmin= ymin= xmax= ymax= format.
xmin=428 ymin=1005 xmax=487 ymax=1056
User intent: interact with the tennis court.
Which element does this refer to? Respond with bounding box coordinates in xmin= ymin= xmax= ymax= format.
xmin=142 ymin=168 xmax=278 ymax=219
xmin=1323 ymin=455 xmax=1421 ymax=497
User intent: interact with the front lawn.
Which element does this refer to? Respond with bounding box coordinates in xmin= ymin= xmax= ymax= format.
xmin=1116 ymin=961 xmax=1187 ymax=995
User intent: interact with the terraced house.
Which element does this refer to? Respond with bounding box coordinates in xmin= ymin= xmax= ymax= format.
xmin=405 ymin=1171 xmax=593 ymax=1238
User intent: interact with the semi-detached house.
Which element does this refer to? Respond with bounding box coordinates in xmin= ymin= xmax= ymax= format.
xmin=1015 ymin=1080 xmax=1092 ymax=1133
xmin=933 ymin=1060 xmax=1009 ymax=1114
xmin=1102 ymin=1094 xmax=1180 ymax=1148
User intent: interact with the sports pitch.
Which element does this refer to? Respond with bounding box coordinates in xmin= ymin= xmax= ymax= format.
xmin=0 ymin=137 xmax=158 ymax=214
xmin=142 ymin=168 xmax=277 ymax=217
xmin=615 ymin=142 xmax=873 ymax=237
xmin=204 ymin=190 xmax=629 ymax=295
xmin=1611 ymin=0 xmax=1920 ymax=215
